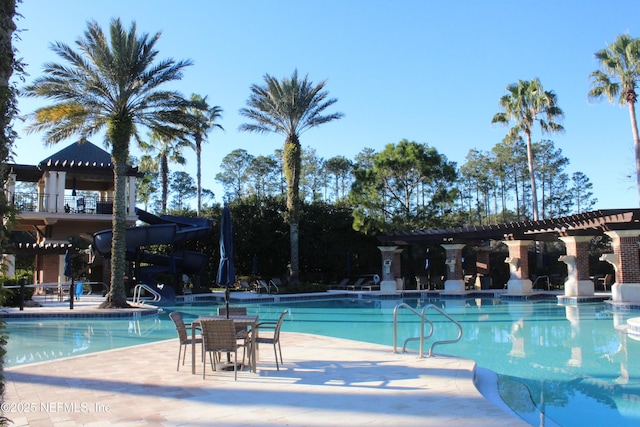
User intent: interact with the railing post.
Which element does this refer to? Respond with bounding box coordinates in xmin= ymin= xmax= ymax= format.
xmin=19 ymin=278 xmax=25 ymax=311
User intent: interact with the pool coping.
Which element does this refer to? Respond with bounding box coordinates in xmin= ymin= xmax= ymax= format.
xmin=0 ymin=289 xmax=614 ymax=319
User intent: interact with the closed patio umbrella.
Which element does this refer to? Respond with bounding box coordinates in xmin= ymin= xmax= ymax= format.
xmin=217 ymin=205 xmax=235 ymax=318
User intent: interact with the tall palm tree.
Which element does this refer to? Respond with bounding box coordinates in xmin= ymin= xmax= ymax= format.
xmin=24 ymin=18 xmax=192 ymax=308
xmin=239 ymin=69 xmax=343 ymax=281
xmin=186 ymin=94 xmax=223 ymax=216
xmin=491 ymin=78 xmax=564 ymax=221
xmin=140 ymin=131 xmax=189 ymax=213
xmin=589 ymin=34 xmax=640 ymax=206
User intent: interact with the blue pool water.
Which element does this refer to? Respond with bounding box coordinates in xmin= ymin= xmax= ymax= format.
xmin=4 ymin=297 xmax=640 ymax=426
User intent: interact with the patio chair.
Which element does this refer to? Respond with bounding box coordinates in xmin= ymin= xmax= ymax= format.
xmin=218 ymin=306 xmax=250 ymax=340
xmin=218 ymin=306 xmax=248 ymax=316
xmin=169 ymin=311 xmax=202 ymax=372
xmin=251 ymin=309 xmax=288 ymax=370
xmin=257 ymin=279 xmax=272 ymax=294
xmin=415 ymin=276 xmax=429 ymax=290
xmin=269 ymin=278 xmax=282 ymax=292
xmin=200 ymin=319 xmax=247 ymax=380
xmin=330 ymin=278 xmax=349 ymax=290
xmin=76 ymin=197 xmax=85 ymax=213
xmin=347 ymin=277 xmax=365 ymax=290
xmin=237 ymin=280 xmax=255 ymax=292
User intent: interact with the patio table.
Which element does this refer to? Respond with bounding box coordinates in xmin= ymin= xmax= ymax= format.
xmin=191 ymin=314 xmax=258 ymax=374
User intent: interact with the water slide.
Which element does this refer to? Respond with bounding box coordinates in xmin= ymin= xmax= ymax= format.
xmin=92 ymin=208 xmax=212 ymax=300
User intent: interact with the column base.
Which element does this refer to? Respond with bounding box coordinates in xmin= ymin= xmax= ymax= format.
xmin=612 ymin=283 xmax=640 ymax=303
xmin=507 ymin=279 xmax=532 ymax=295
xmin=564 ymin=279 xmax=595 ymax=297
xmin=444 ymin=279 xmax=465 ymax=293
xmin=380 ymin=281 xmax=397 ymax=294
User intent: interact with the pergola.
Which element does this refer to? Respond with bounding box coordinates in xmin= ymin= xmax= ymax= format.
xmin=376 ymin=209 xmax=640 ymax=303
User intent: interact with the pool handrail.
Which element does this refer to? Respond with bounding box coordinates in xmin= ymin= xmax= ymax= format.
xmin=393 ymin=302 xmax=463 ymax=358
xmin=132 ymin=283 xmax=162 ymax=304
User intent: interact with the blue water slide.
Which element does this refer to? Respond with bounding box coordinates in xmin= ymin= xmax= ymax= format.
xmin=92 ymin=209 xmax=212 ymax=300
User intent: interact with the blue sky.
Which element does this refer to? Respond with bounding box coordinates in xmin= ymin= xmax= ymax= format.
xmin=11 ymin=0 xmax=640 ymax=209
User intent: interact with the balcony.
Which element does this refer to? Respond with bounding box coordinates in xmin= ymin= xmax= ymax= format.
xmin=11 ymin=192 xmax=113 ymax=215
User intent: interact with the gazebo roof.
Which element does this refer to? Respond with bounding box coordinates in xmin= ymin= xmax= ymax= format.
xmin=38 ymin=140 xmax=114 ymax=170
xmin=5 ymin=140 xmax=142 ymax=182
xmin=377 ymin=209 xmax=640 ymax=245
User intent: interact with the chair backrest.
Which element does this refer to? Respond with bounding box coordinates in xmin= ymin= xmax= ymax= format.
xmin=270 ymin=278 xmax=282 ymax=286
xmin=217 ymin=306 xmax=247 ymax=316
xmin=200 ymin=319 xmax=237 ymax=352
xmin=352 ymin=277 xmax=365 ymax=287
xmin=273 ymin=310 xmax=289 ymax=342
xmin=169 ymin=311 xmax=188 ymax=344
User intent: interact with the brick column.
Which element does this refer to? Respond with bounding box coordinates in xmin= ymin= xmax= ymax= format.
xmin=504 ymin=240 xmax=533 ymax=295
xmin=605 ymin=230 xmax=640 ymax=303
xmin=475 ymin=247 xmax=491 ymax=290
xmin=442 ymin=243 xmax=465 ymax=293
xmin=559 ymin=235 xmax=595 ymax=297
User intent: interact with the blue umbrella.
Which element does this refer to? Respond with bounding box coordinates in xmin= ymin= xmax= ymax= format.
xmin=217 ymin=205 xmax=235 ymax=317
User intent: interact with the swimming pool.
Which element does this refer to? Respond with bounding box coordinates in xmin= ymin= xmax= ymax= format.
xmin=4 ymin=297 xmax=640 ymax=426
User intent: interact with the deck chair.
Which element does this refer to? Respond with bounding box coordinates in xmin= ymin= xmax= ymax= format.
xmin=76 ymin=197 xmax=85 ymax=213
xmin=600 ymin=273 xmax=615 ymax=292
xmin=330 ymin=278 xmax=349 ymax=290
xmin=347 ymin=277 xmax=365 ymax=290
xmin=257 ymin=279 xmax=271 ymax=294
xmin=200 ymin=319 xmax=247 ymax=380
xmin=269 ymin=278 xmax=282 ymax=292
xmin=169 ymin=311 xmax=202 ymax=371
xmin=237 ymin=280 xmax=255 ymax=292
xmin=362 ymin=279 xmax=380 ymax=291
xmin=252 ymin=310 xmax=288 ymax=370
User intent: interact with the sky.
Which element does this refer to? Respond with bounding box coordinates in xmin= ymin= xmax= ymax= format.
xmin=10 ymin=0 xmax=640 ymax=210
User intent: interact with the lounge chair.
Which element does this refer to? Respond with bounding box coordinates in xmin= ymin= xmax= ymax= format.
xmin=362 ymin=279 xmax=380 ymax=291
xmin=200 ymin=319 xmax=247 ymax=380
xmin=269 ymin=278 xmax=282 ymax=292
xmin=237 ymin=280 xmax=257 ymax=292
xmin=415 ymin=275 xmax=429 ymax=290
xmin=251 ymin=310 xmax=288 ymax=370
xmin=169 ymin=311 xmax=202 ymax=372
xmin=257 ymin=279 xmax=271 ymax=294
xmin=346 ymin=277 xmax=365 ymax=290
xmin=329 ymin=278 xmax=349 ymax=290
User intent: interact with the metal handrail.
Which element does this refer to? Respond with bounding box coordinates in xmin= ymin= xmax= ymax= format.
xmin=393 ymin=302 xmax=463 ymax=358
xmin=132 ymin=283 xmax=161 ymax=304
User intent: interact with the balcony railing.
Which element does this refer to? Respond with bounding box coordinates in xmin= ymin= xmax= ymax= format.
xmin=11 ymin=192 xmax=113 ymax=215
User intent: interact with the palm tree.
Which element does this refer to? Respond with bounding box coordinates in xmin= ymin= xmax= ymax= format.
xmin=589 ymin=34 xmax=640 ymax=206
xmin=186 ymin=94 xmax=223 ymax=216
xmin=491 ymin=78 xmax=564 ymax=221
xmin=140 ymin=131 xmax=189 ymax=213
xmin=24 ymin=18 xmax=192 ymax=308
xmin=239 ymin=70 xmax=343 ymax=281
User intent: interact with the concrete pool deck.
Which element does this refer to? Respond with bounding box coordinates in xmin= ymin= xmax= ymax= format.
xmin=2 ymin=296 xmax=529 ymax=426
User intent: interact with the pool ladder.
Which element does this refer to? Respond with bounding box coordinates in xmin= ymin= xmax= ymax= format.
xmin=393 ymin=303 xmax=463 ymax=358
xmin=132 ymin=283 xmax=162 ymax=305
